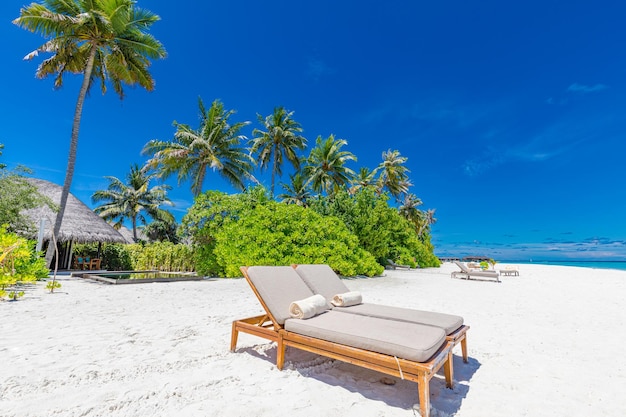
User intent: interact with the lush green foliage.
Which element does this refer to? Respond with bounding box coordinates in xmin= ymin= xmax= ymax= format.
xmin=74 ymin=242 xmax=194 ymax=272
xmin=309 ymin=188 xmax=440 ymax=268
xmin=0 ymin=147 xmax=56 ymax=234
xmin=126 ymin=242 xmax=195 ymax=272
xmin=74 ymin=243 xmax=133 ymax=271
xmin=183 ymin=189 xmax=383 ymax=277
xmin=1 ymin=226 xmax=49 ymax=300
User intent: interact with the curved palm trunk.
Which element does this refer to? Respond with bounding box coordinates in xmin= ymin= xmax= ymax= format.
xmin=132 ymin=215 xmax=137 ymax=241
xmin=271 ymin=146 xmax=278 ymax=198
xmin=45 ymin=47 xmax=97 ymax=267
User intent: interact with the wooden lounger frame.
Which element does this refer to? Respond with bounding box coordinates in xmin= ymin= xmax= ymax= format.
xmin=231 ymin=266 xmax=454 ymax=417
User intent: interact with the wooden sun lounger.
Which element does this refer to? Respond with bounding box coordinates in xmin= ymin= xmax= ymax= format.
xmin=292 ymin=263 xmax=470 ymax=363
xmin=232 ymin=266 xmax=454 ymax=417
xmin=452 ymin=261 xmax=501 ymax=282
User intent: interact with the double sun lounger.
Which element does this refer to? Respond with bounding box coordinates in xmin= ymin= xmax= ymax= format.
xmin=451 ymin=261 xmax=501 ymax=282
xmin=231 ymin=264 xmax=470 ymax=417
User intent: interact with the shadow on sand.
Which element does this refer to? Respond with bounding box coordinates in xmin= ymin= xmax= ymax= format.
xmin=235 ymin=343 xmax=481 ymax=415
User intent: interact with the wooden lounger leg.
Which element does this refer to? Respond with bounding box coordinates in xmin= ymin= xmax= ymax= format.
xmin=276 ymin=333 xmax=286 ymax=370
xmin=230 ymin=321 xmax=239 ymax=352
xmin=461 ymin=335 xmax=468 ymax=363
xmin=418 ymin=375 xmax=430 ymax=417
xmin=444 ymin=351 xmax=454 ymax=389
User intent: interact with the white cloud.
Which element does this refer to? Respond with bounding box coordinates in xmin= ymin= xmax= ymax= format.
xmin=307 ymin=57 xmax=334 ymax=81
xmin=566 ymin=83 xmax=608 ymax=94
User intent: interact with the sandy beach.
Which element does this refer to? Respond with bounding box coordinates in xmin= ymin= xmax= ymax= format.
xmin=1 ymin=263 xmax=625 ymax=417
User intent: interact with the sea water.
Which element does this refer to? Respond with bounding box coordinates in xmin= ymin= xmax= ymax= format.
xmin=502 ymin=260 xmax=626 ymax=271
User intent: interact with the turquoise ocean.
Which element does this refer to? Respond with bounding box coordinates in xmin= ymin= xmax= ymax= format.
xmin=501 ymin=260 xmax=626 ymax=271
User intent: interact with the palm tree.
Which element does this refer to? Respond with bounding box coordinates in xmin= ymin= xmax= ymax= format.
xmin=303 ymin=135 xmax=356 ymax=195
xmin=143 ymin=98 xmax=254 ymax=196
xmin=398 ymin=193 xmax=423 ymax=228
xmin=14 ymin=0 xmax=166 ymax=263
xmin=92 ymin=164 xmax=174 ymax=242
xmin=418 ymin=208 xmax=438 ymax=236
xmin=250 ymin=107 xmax=307 ymax=198
xmin=349 ymin=167 xmax=378 ymax=194
xmin=142 ymin=219 xmax=179 ymax=243
xmin=377 ymin=149 xmax=411 ymax=199
xmin=278 ymin=172 xmax=311 ymax=207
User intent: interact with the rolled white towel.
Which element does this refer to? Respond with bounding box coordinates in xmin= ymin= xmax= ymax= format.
xmin=331 ymin=291 xmax=362 ymax=307
xmin=289 ymin=294 xmax=328 ymax=319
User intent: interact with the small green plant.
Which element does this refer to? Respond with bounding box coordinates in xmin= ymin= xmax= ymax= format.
xmin=45 ymin=280 xmax=62 ymax=292
xmin=488 ymin=258 xmax=497 ymax=270
xmin=480 ymin=260 xmax=489 ymax=270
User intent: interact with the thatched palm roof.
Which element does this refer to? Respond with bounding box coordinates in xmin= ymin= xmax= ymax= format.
xmin=23 ymin=178 xmax=126 ymax=243
xmin=117 ymin=225 xmax=148 ymax=244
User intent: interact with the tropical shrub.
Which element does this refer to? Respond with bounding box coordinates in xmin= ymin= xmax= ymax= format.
xmin=184 ymin=190 xmax=383 ymax=277
xmin=0 ymin=226 xmax=49 ymax=300
xmin=127 ymin=242 xmax=195 ymax=272
xmin=309 ymin=188 xmax=440 ymax=268
xmin=74 ymin=242 xmax=194 ymax=272
xmin=74 ymin=243 xmax=133 ymax=271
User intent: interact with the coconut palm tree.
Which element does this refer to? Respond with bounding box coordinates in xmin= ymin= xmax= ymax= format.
xmin=303 ymin=135 xmax=356 ymax=195
xmin=143 ymin=98 xmax=254 ymax=196
xmin=377 ymin=149 xmax=411 ymax=200
xmin=250 ymin=107 xmax=307 ymax=198
xmin=418 ymin=208 xmax=438 ymax=236
xmin=92 ymin=164 xmax=174 ymax=242
xmin=349 ymin=167 xmax=378 ymax=194
xmin=14 ymin=0 xmax=166 ymax=263
xmin=398 ymin=193 xmax=423 ymax=228
xmin=278 ymin=172 xmax=311 ymax=207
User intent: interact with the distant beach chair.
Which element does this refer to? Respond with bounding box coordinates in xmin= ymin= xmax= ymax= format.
xmin=292 ymin=264 xmax=469 ymax=363
xmin=499 ymin=266 xmax=520 ymax=276
xmin=89 ymin=258 xmax=102 ymax=270
xmin=386 ymin=258 xmax=411 ymax=270
xmin=231 ymin=265 xmax=454 ymax=417
xmin=452 ymin=261 xmax=500 ymax=282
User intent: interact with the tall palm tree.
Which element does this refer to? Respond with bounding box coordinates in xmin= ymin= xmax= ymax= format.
xmin=398 ymin=193 xmax=423 ymax=229
xmin=14 ymin=0 xmax=166 ymax=263
xmin=92 ymin=164 xmax=173 ymax=241
xmin=250 ymin=107 xmax=307 ymax=198
xmin=377 ymin=149 xmax=411 ymax=199
xmin=143 ymin=98 xmax=254 ymax=196
xmin=303 ymin=135 xmax=357 ymax=195
xmin=418 ymin=208 xmax=438 ymax=236
xmin=349 ymin=167 xmax=378 ymax=194
xmin=278 ymin=172 xmax=311 ymax=207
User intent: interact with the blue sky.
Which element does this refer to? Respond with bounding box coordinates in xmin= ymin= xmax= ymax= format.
xmin=2 ymin=0 xmax=625 ymax=261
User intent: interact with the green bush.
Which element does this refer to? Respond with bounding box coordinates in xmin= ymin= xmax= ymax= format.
xmin=74 ymin=243 xmax=133 ymax=271
xmin=1 ymin=226 xmax=49 ymax=300
xmin=127 ymin=242 xmax=195 ymax=272
xmin=309 ymin=188 xmax=440 ymax=268
xmin=185 ymin=193 xmax=383 ymax=277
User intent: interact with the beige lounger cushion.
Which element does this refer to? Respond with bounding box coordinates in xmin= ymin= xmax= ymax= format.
xmin=246 ymin=266 xmax=316 ymax=325
xmin=284 ymin=310 xmax=446 ymax=363
xmin=295 ymin=264 xmax=350 ymax=301
xmin=334 ymin=304 xmax=463 ymax=335
xmin=294 ymin=264 xmax=464 ymax=335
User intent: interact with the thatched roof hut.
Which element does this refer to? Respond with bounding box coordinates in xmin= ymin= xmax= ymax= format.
xmin=23 ymin=178 xmax=126 ymax=244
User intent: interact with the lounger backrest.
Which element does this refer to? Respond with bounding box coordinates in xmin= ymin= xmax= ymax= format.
xmin=245 ymin=266 xmax=315 ymax=325
xmin=294 ymin=264 xmax=350 ymax=303
xmin=454 ymin=261 xmax=470 ymax=273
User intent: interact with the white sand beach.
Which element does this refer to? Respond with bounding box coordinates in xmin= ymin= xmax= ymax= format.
xmin=1 ymin=263 xmax=625 ymax=417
